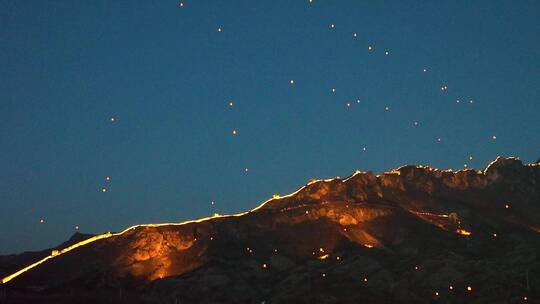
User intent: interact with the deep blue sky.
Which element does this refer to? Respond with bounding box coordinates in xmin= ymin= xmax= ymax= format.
xmin=1 ymin=1 xmax=539 ymax=254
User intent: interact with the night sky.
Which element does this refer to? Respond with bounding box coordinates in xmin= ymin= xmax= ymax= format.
xmin=1 ymin=1 xmax=539 ymax=254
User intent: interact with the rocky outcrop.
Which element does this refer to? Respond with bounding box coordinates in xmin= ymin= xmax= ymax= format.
xmin=0 ymin=157 xmax=538 ymax=304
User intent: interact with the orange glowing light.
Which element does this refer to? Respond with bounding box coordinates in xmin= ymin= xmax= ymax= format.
xmin=467 ymin=286 xmax=472 ymax=292
xmin=434 ymin=291 xmax=439 ymax=296
xmin=456 ymin=229 xmax=472 ymax=236
xmin=363 ymin=277 xmax=368 ymax=282
xmin=318 ymin=254 xmax=330 ymax=260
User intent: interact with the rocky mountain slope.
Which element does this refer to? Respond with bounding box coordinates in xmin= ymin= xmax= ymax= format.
xmin=1 ymin=156 xmax=539 ymax=303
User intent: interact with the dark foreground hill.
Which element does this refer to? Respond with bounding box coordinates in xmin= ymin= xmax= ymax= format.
xmin=1 ymin=157 xmax=539 ymax=304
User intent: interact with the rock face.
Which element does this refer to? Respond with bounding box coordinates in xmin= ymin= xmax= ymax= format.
xmin=1 ymin=157 xmax=539 ymax=304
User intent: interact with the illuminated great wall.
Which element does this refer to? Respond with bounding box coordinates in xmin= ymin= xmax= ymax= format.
xmin=0 ymin=173 xmax=332 ymax=285
xmin=1 ymin=159 xmax=525 ymax=285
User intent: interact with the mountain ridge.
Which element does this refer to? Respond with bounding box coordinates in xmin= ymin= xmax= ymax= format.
xmin=1 ymin=156 xmax=539 ymax=303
